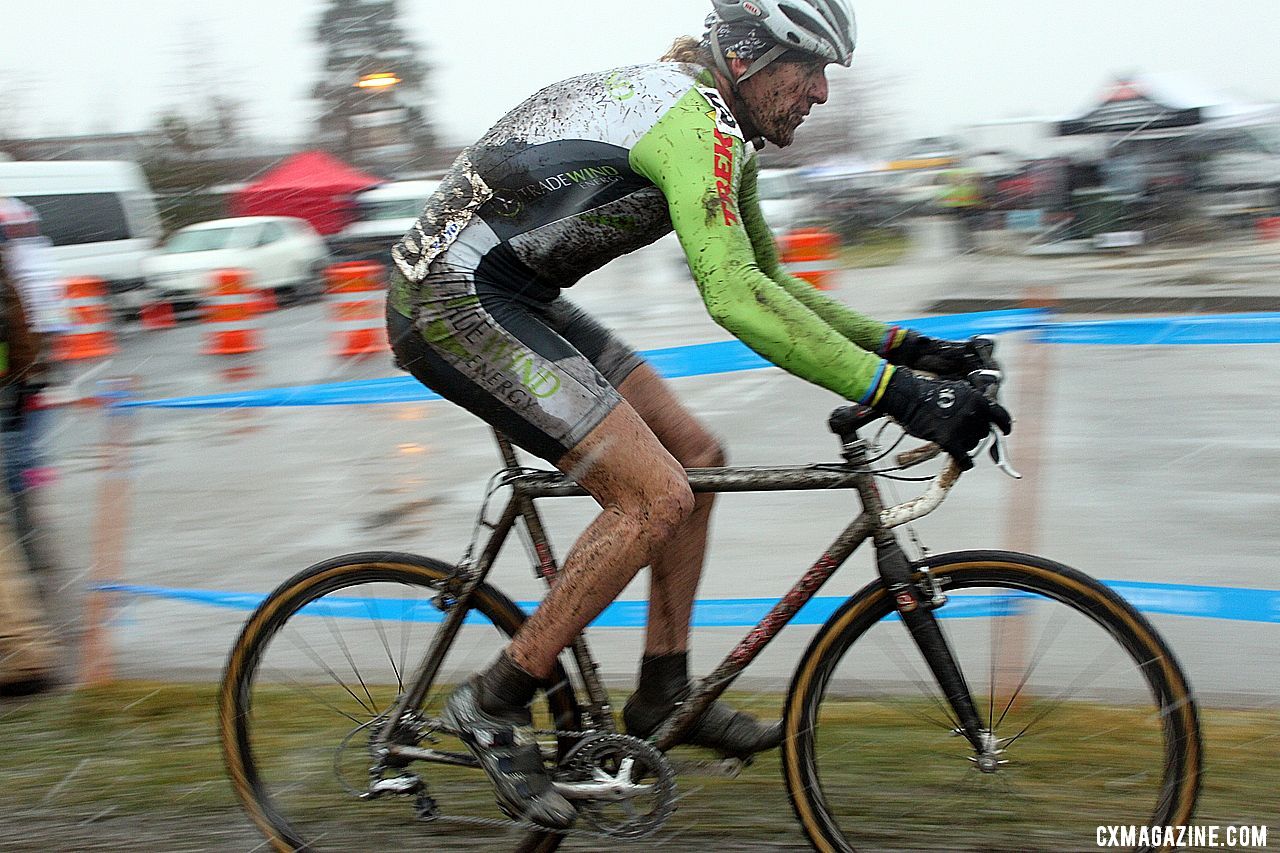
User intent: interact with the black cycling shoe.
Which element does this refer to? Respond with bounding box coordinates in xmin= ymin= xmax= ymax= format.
xmin=623 ymin=692 xmax=783 ymax=758
xmin=622 ymin=652 xmax=782 ymax=758
xmin=442 ymin=679 xmax=577 ymax=829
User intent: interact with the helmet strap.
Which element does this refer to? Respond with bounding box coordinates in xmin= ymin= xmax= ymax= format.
xmin=737 ymin=44 xmax=788 ymax=84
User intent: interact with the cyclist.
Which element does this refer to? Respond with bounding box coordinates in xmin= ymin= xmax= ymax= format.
xmin=388 ymin=0 xmax=1011 ymax=828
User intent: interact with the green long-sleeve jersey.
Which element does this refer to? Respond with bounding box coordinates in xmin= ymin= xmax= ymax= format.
xmin=391 ymin=62 xmax=903 ymax=404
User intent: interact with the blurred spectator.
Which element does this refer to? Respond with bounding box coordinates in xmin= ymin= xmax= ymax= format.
xmin=0 ymin=197 xmax=69 ymax=584
xmin=938 ymin=168 xmax=985 ymax=252
xmin=0 ymin=195 xmax=61 ymax=695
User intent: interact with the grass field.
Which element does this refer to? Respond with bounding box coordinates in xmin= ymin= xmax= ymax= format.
xmin=0 ymin=682 xmax=1275 ymax=851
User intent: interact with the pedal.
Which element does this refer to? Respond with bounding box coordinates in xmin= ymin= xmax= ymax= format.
xmin=360 ymin=773 xmax=424 ymax=799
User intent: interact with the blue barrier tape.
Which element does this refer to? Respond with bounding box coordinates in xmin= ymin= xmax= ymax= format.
xmin=98 ymin=578 xmax=1279 ymax=625
xmin=116 ymin=309 xmax=1280 ymax=410
xmin=1039 ymin=313 xmax=1280 ymax=346
xmin=118 ymin=309 xmax=1049 ymax=410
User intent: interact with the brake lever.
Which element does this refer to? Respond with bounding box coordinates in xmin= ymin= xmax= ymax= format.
xmin=965 ymin=367 xmax=1021 ymax=479
xmin=968 ymin=368 xmax=1002 ymax=399
xmin=981 ymin=428 xmax=1022 ymax=479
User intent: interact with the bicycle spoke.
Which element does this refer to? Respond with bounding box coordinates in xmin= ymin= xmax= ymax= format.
xmin=222 ymin=558 xmax=585 ymax=852
xmin=398 ymin=596 xmax=414 ymax=695
xmin=987 ymin=594 xmax=1018 ymax=731
xmin=362 ymin=596 xmax=404 ymax=693
xmin=999 ymin=647 xmax=1127 ymax=749
xmin=261 ymin=665 xmax=370 ymax=727
xmin=874 ymin=628 xmax=963 ymax=732
xmin=285 ymin=629 xmax=377 ymax=715
xmin=799 ymin=563 xmax=1197 ymax=852
xmin=993 ymin=599 xmax=1072 ymax=731
xmin=322 ymin=612 xmax=378 ymax=714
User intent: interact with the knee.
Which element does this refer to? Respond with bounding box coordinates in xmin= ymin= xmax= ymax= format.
xmin=653 ymin=477 xmax=696 ymax=531
xmin=629 ymin=471 xmax=695 ymax=541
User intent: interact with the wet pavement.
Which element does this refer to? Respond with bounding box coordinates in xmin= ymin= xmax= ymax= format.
xmin=36 ymin=220 xmax=1280 ymax=703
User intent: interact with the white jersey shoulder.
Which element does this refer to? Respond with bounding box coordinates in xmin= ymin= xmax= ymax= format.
xmin=484 ymin=63 xmax=703 ymax=150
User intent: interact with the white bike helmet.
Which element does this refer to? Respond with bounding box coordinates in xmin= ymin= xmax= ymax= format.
xmin=708 ymin=0 xmax=856 ymax=84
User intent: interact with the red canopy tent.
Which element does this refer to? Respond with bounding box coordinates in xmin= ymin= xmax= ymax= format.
xmin=231 ymin=151 xmax=382 ymax=236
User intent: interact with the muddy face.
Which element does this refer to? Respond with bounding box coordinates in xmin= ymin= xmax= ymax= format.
xmin=737 ymin=60 xmax=830 ymax=148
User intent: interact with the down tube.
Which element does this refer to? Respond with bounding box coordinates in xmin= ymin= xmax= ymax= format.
xmin=655 ymin=513 xmax=875 ymax=752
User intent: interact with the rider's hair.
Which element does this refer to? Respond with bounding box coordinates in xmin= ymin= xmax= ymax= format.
xmin=659 ymin=36 xmax=714 ymax=66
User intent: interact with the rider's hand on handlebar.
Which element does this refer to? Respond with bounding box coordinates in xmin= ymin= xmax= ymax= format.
xmin=889 ymin=331 xmax=996 ymax=380
xmin=872 ymin=368 xmax=1013 ymax=471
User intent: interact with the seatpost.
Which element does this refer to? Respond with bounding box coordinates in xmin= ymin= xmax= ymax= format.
xmin=493 ymin=430 xmax=521 ymax=470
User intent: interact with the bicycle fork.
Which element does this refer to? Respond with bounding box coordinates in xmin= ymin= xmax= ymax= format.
xmin=875 ymin=532 xmax=999 ymax=763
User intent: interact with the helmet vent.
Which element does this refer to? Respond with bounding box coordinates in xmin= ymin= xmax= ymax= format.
xmin=781 ymin=5 xmax=827 ymax=39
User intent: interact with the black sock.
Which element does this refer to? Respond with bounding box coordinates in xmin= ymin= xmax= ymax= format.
xmin=634 ymin=651 xmax=690 ymax=706
xmin=477 ymin=651 xmax=540 ymax=716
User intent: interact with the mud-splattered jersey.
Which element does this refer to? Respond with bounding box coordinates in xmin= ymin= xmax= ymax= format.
xmin=391 ymin=62 xmax=901 ymax=404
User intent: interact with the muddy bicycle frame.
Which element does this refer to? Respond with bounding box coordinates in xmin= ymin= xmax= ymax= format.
xmin=378 ymin=410 xmax=996 ymax=763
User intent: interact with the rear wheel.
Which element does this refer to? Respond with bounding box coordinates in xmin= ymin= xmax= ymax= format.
xmin=220 ymin=552 xmax=580 ymax=852
xmin=783 ymin=550 xmax=1200 ymax=852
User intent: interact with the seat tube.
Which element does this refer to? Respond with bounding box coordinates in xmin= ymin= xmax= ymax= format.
xmin=874 ymin=531 xmax=987 ymax=749
xmin=499 ymin=430 xmax=616 ymax=732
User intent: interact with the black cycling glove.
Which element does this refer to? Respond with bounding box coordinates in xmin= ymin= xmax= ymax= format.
xmin=873 ymin=368 xmax=1013 ymax=470
xmin=888 ymin=331 xmax=989 ymax=379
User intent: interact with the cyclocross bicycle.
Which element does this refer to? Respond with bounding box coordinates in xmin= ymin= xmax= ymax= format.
xmin=219 ymin=341 xmax=1201 ymax=852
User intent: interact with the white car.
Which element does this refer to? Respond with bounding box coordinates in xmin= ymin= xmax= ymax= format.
xmin=144 ymin=216 xmax=329 ymax=304
xmin=329 ymin=179 xmax=439 ymax=262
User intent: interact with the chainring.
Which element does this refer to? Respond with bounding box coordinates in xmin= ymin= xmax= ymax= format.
xmin=557 ymin=731 xmax=678 ymax=839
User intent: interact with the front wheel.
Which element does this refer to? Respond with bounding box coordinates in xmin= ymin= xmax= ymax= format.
xmin=783 ymin=550 xmax=1201 ymax=852
xmin=219 ymin=552 xmax=581 ymax=852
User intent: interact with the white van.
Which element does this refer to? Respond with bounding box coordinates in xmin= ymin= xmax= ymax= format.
xmin=0 ymin=160 xmax=162 ymax=315
xmin=328 ymin=179 xmax=438 ymax=262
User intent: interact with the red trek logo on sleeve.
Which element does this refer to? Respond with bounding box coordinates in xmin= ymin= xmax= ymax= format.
xmin=712 ymin=129 xmax=738 ymax=226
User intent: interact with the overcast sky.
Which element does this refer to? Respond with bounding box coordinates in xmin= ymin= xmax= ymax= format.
xmin=3 ymin=0 xmax=1279 ymax=146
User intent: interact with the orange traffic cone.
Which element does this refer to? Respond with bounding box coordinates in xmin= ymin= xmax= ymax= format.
xmin=779 ymin=228 xmax=840 ymax=290
xmin=140 ymin=300 xmax=176 ymax=330
xmin=202 ymin=270 xmax=262 ymax=355
xmin=254 ymin=288 xmax=277 ymax=315
xmin=55 ymin=277 xmax=117 ymax=360
xmin=325 ymin=261 xmax=388 ymax=357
